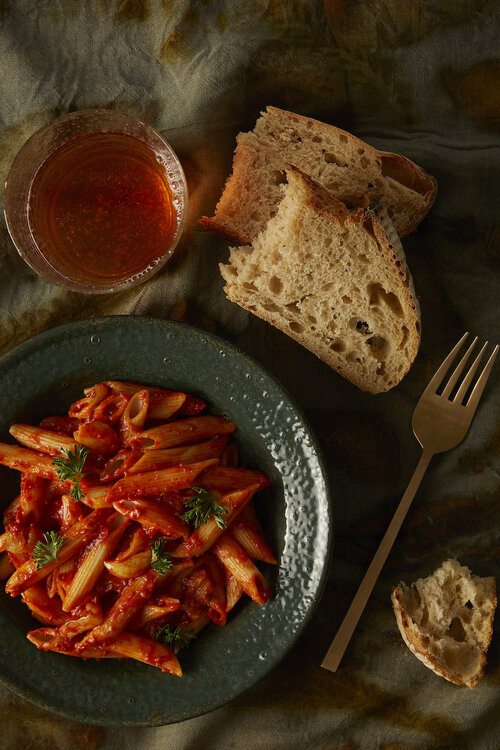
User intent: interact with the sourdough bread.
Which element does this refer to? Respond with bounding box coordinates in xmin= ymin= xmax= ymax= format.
xmin=202 ymin=106 xmax=437 ymax=243
xmin=220 ymin=168 xmax=421 ymax=394
xmin=392 ymin=560 xmax=497 ymax=688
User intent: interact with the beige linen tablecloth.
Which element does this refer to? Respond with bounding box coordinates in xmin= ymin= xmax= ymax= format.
xmin=0 ymin=2 xmax=499 ymax=748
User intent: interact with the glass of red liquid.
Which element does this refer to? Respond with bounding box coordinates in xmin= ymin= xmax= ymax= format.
xmin=4 ymin=110 xmax=188 ymax=293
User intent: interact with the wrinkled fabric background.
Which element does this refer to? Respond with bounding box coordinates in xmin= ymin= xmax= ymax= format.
xmin=0 ymin=1 xmax=499 ymax=748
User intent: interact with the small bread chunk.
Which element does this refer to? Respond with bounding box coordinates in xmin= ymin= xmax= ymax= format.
xmin=220 ymin=168 xmax=420 ymax=393
xmin=392 ymin=560 xmax=497 ymax=688
xmin=201 ymin=106 xmax=437 ymax=243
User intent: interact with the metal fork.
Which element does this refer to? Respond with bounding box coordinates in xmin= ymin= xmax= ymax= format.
xmin=321 ymin=332 xmax=498 ymax=673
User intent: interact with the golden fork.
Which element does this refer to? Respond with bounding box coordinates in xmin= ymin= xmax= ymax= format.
xmin=322 ymin=332 xmax=499 ymax=672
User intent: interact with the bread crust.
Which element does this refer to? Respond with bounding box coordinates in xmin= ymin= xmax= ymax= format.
xmin=202 ymin=106 xmax=437 ymax=241
xmin=391 ymin=565 xmax=497 ymax=688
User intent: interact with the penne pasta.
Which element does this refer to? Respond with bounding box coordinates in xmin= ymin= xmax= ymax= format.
xmin=136 ymin=416 xmax=235 ymax=451
xmin=104 ymin=632 xmax=182 ymax=676
xmin=129 ymin=436 xmax=228 ymax=474
xmin=107 ymin=458 xmax=218 ymax=500
xmin=1 ymin=380 xmax=275 ymax=676
xmin=112 ymin=497 xmax=189 ymax=538
xmin=213 ymin=533 xmax=271 ymax=606
xmin=199 ymin=466 xmax=270 ymax=492
xmin=172 ymin=483 xmax=260 ymax=559
xmin=9 ymin=424 xmax=76 ymax=456
xmin=77 ymin=570 xmax=157 ymax=649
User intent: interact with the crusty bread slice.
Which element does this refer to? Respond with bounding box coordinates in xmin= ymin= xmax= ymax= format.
xmin=392 ymin=560 xmax=497 ymax=688
xmin=219 ymin=168 xmax=420 ymax=394
xmin=202 ymin=106 xmax=437 ymax=243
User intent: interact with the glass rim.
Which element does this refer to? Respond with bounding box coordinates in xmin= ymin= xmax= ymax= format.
xmin=4 ymin=109 xmax=188 ymax=294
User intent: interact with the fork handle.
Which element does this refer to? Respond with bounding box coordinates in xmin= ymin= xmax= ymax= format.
xmin=321 ymin=449 xmax=433 ymax=672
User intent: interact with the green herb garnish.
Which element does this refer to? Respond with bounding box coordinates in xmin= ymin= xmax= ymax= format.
xmin=154 ymin=624 xmax=196 ymax=650
xmin=32 ymin=530 xmax=66 ymax=570
xmin=150 ymin=540 xmax=173 ymax=574
xmin=52 ymin=445 xmax=89 ymax=502
xmin=181 ymin=487 xmax=228 ymax=529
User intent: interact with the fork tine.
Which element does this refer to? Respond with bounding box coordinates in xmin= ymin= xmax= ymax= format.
xmin=464 ymin=345 xmax=499 ymax=412
xmin=423 ymin=332 xmax=469 ymax=395
xmin=441 ymin=336 xmax=478 ymax=398
xmin=453 ymin=341 xmax=489 ymax=403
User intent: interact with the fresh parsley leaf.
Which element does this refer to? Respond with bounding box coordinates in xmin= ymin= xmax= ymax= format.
xmin=181 ymin=487 xmax=228 ymax=529
xmin=154 ymin=624 xmax=196 ymax=650
xmin=52 ymin=445 xmax=89 ymax=502
xmin=32 ymin=530 xmax=66 ymax=570
xmin=150 ymin=540 xmax=173 ymax=574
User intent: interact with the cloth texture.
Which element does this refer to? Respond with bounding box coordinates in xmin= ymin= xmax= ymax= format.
xmin=0 ymin=1 xmax=499 ymax=748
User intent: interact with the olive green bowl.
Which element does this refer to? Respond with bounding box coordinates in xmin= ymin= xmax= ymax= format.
xmin=0 ymin=316 xmax=332 ymax=726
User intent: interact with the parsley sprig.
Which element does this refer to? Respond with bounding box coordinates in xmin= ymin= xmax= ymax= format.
xmin=181 ymin=487 xmax=228 ymax=529
xmin=52 ymin=445 xmax=89 ymax=502
xmin=154 ymin=624 xmax=196 ymax=650
xmin=150 ymin=540 xmax=173 ymax=574
xmin=32 ymin=530 xmax=66 ymax=570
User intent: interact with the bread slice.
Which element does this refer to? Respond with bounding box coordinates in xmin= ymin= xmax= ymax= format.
xmin=201 ymin=106 xmax=437 ymax=243
xmin=219 ymin=168 xmax=420 ymax=394
xmin=392 ymin=560 xmax=497 ymax=688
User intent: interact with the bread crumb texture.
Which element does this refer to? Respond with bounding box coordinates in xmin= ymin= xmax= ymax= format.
xmin=391 ymin=559 xmax=497 ymax=688
xmin=220 ymin=168 xmax=420 ymax=393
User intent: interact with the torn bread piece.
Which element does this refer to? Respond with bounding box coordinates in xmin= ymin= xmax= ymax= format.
xmin=392 ymin=560 xmax=497 ymax=688
xmin=220 ymin=168 xmax=420 ymax=394
xmin=202 ymin=106 xmax=437 ymax=243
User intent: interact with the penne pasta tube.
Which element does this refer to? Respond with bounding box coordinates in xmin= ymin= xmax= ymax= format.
xmin=27 ymin=628 xmax=112 ymax=659
xmin=225 ymin=574 xmax=244 ymax=612
xmin=77 ymin=571 xmax=157 ymax=649
xmin=107 ymin=458 xmax=219 ymax=500
xmin=63 ymin=519 xmax=128 ymax=611
xmin=21 ymin=584 xmax=67 ymax=626
xmin=0 ymin=442 xmax=59 ymax=480
xmin=93 ymin=393 xmax=129 ymax=425
xmin=18 ymin=474 xmax=46 ymax=524
xmin=5 ymin=508 xmax=112 ymax=597
xmin=199 ymin=466 xmax=270 ymax=492
xmin=213 ymin=532 xmax=271 ymax=606
xmin=9 ymin=424 xmax=76 ymax=456
xmin=231 ymin=515 xmax=277 ymax=565
xmin=104 ymin=632 xmax=182 ymax=675
xmin=73 ymin=420 xmax=120 ymax=458
xmin=172 ymin=483 xmax=260 ymax=559
xmin=100 ymin=449 xmax=142 ymax=483
xmin=2 ymin=494 xmax=21 ymax=525
xmin=131 ymin=597 xmax=181 ymax=630
xmin=219 ymin=442 xmax=239 ymax=468
xmin=104 ymin=548 xmax=152 ymax=579
xmin=112 ymin=497 xmax=189 ymax=538
xmin=120 ymin=390 xmax=149 ymax=444
xmin=80 ymin=484 xmax=113 ymax=509
xmin=70 ymin=383 xmax=110 ymax=420
xmin=147 ymin=392 xmax=186 ymax=421
xmin=136 ymin=416 xmax=235 ymax=451
xmin=129 ymin=436 xmax=229 ymax=474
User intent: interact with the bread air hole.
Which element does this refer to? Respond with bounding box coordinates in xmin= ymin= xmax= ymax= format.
xmin=399 ymin=325 xmax=409 ymax=349
xmin=447 ymin=617 xmax=467 ymax=643
xmin=272 ymin=170 xmax=287 ymax=186
xmin=289 ymin=321 xmax=304 ymax=333
xmin=368 ymin=282 xmax=404 ymax=318
xmin=351 ymin=319 xmax=372 ymax=335
xmin=285 ymin=301 xmax=301 ymax=314
xmin=342 ymin=295 xmax=352 ymax=304
xmin=360 ymin=156 xmax=369 ymax=169
xmin=380 ymin=154 xmax=430 ymax=195
xmin=366 ymin=335 xmax=390 ymax=361
xmin=329 ymin=338 xmax=345 ymax=352
xmin=358 ymin=253 xmax=369 ymax=264
xmin=323 ymin=151 xmax=347 ymax=167
xmin=269 ymin=276 xmax=283 ymax=294
xmin=262 ymin=301 xmax=280 ymax=313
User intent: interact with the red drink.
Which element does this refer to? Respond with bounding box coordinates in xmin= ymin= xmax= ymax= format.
xmin=27 ymin=132 xmax=180 ymax=287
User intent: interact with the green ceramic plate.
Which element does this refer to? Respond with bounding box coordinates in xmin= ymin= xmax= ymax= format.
xmin=0 ymin=316 xmax=332 ymax=726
